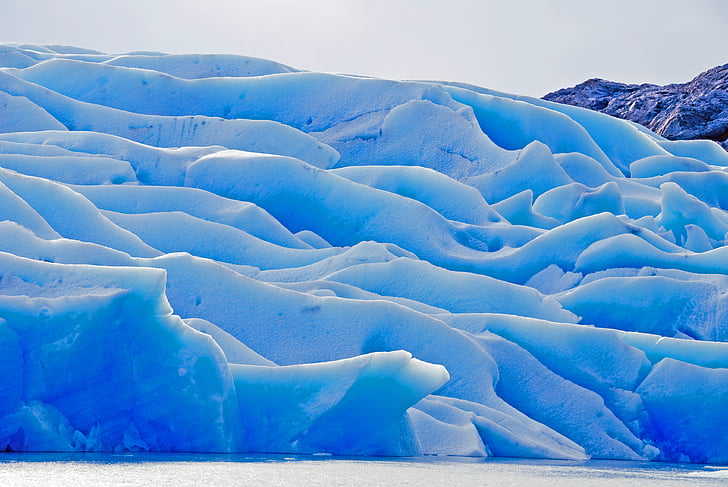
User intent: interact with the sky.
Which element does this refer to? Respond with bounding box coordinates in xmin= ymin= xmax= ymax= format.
xmin=2 ymin=0 xmax=727 ymax=97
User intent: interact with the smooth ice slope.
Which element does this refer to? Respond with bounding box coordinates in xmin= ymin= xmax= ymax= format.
xmin=0 ymin=252 xmax=238 ymax=452
xmin=0 ymin=44 xmax=727 ymax=463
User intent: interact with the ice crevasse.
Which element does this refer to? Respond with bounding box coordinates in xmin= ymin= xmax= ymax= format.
xmin=0 ymin=44 xmax=727 ymax=463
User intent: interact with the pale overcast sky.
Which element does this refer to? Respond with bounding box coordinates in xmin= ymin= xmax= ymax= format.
xmin=2 ymin=0 xmax=726 ymax=96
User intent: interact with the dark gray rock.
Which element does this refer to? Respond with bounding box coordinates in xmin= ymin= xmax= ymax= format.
xmin=544 ymin=64 xmax=728 ymax=151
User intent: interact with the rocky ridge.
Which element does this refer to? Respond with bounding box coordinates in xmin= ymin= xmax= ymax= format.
xmin=544 ymin=64 xmax=728 ymax=150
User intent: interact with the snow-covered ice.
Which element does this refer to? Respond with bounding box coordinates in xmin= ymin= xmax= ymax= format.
xmin=0 ymin=44 xmax=727 ymax=463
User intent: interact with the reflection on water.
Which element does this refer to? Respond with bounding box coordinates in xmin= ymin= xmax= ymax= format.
xmin=0 ymin=453 xmax=726 ymax=486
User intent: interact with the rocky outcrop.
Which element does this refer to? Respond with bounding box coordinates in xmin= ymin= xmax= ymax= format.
xmin=544 ymin=64 xmax=728 ymax=150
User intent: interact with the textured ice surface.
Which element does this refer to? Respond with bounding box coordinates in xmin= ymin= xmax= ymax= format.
xmin=0 ymin=44 xmax=727 ymax=462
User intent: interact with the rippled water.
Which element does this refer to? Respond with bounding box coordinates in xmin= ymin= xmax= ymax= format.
xmin=1 ymin=453 xmax=726 ymax=486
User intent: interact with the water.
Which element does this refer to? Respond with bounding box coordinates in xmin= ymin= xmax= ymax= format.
xmin=1 ymin=453 xmax=726 ymax=486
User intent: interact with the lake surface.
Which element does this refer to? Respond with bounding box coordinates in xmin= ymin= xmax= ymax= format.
xmin=1 ymin=453 xmax=726 ymax=486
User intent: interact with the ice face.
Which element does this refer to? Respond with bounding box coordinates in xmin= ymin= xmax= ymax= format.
xmin=0 ymin=43 xmax=727 ymax=462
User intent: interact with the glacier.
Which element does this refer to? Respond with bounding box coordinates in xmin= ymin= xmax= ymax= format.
xmin=0 ymin=43 xmax=727 ymax=463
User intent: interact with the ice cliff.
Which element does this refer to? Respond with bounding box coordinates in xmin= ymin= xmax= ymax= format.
xmin=0 ymin=43 xmax=727 ymax=463
xmin=544 ymin=64 xmax=728 ymax=151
